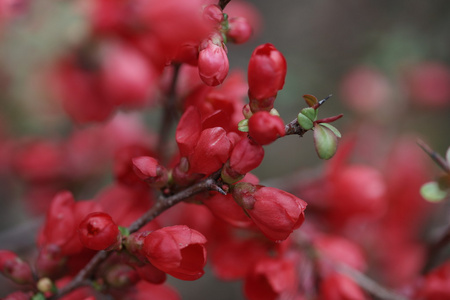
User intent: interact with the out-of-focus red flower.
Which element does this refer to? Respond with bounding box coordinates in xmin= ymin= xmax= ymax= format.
xmin=325 ymin=165 xmax=387 ymax=227
xmin=176 ymin=106 xmax=202 ymax=158
xmin=2 ymin=291 xmax=31 ymax=300
xmin=403 ymin=62 xmax=450 ymax=108
xmin=248 ymin=111 xmax=285 ymax=145
xmin=132 ymin=281 xmax=180 ymax=300
xmin=233 ymin=183 xmax=307 ymax=242
xmin=339 ymin=66 xmax=392 ymax=114
xmin=12 ymin=140 xmax=65 ymax=183
xmin=211 ymin=239 xmax=268 ymax=280
xmin=314 ymin=235 xmax=367 ymax=274
xmin=35 ymin=244 xmax=66 ymax=278
xmin=414 ymin=260 xmax=450 ymax=300
xmin=143 ymin=225 xmax=207 ymax=281
xmin=139 ymin=0 xmax=212 ymax=58
xmin=99 ymin=41 xmax=158 ymax=107
xmin=78 ymin=212 xmax=121 ymax=251
xmin=114 ymin=144 xmax=155 ymax=186
xmin=244 ymin=257 xmax=298 ymax=300
xmin=319 ymin=273 xmax=368 ymax=300
xmin=0 ymin=250 xmax=34 ymax=285
xmin=198 ymin=39 xmax=229 ymax=86
xmin=248 ymin=43 xmax=286 ymax=106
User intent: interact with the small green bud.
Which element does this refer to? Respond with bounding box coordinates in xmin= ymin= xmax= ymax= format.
xmin=420 ymin=181 xmax=447 ymax=202
xmin=300 ymin=107 xmax=317 ymax=121
xmin=313 ymin=123 xmax=338 ymax=160
xmin=238 ymin=119 xmax=249 ymax=132
xmin=297 ymin=113 xmax=314 ymax=130
xmin=269 ymin=108 xmax=281 ymax=117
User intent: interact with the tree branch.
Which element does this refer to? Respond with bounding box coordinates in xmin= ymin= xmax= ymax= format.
xmin=50 ymin=171 xmax=225 ymax=299
xmin=157 ymin=64 xmax=181 ymax=163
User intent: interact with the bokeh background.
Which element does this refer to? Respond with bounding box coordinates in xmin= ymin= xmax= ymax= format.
xmin=0 ymin=0 xmax=449 ymax=298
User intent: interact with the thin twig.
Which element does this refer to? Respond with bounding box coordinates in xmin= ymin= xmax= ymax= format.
xmin=219 ymin=0 xmax=232 ymax=10
xmin=335 ymin=263 xmax=408 ymax=300
xmin=422 ymin=223 xmax=450 ymax=273
xmin=417 ymin=139 xmax=450 ymax=173
xmin=157 ymin=64 xmax=181 ymax=163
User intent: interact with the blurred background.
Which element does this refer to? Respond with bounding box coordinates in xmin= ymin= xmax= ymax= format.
xmin=0 ymin=0 xmax=449 ymax=298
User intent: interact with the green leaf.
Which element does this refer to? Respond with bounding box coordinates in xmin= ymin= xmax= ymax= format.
xmin=32 ymin=293 xmax=46 ymax=300
xmin=303 ymin=94 xmax=318 ymax=107
xmin=118 ymin=226 xmax=130 ymax=237
xmin=297 ymin=113 xmax=314 ymax=130
xmin=300 ymin=107 xmax=317 ymax=121
xmin=420 ymin=181 xmax=448 ymax=202
xmin=313 ymin=124 xmax=337 ymax=160
xmin=238 ymin=119 xmax=249 ymax=132
xmin=319 ymin=123 xmax=341 ymax=138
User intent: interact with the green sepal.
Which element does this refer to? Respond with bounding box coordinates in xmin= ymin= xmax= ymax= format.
xmin=420 ymin=181 xmax=448 ymax=202
xmin=319 ymin=123 xmax=341 ymax=138
xmin=297 ymin=113 xmax=314 ymax=130
xmin=119 ymin=226 xmax=130 ymax=237
xmin=32 ymin=293 xmax=46 ymax=300
xmin=238 ymin=119 xmax=249 ymax=132
xmin=303 ymin=94 xmax=318 ymax=107
xmin=313 ymin=123 xmax=338 ymax=160
xmin=300 ymin=107 xmax=317 ymax=121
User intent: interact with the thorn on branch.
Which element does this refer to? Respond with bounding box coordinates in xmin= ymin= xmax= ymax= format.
xmin=219 ymin=0 xmax=232 ymax=10
xmin=417 ymin=139 xmax=450 ymax=173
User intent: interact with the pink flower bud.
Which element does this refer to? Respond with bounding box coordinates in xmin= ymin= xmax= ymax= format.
xmin=227 ymin=17 xmax=252 ymax=44
xmin=143 ymin=225 xmax=207 ymax=281
xmin=203 ymin=4 xmax=224 ymax=25
xmin=0 ymin=250 xmax=34 ymax=285
xmin=233 ymin=183 xmax=307 ymax=242
xmin=248 ymin=43 xmax=287 ymax=104
xmin=78 ymin=212 xmax=121 ymax=251
xmin=248 ymin=111 xmax=285 ymax=145
xmin=198 ymin=40 xmax=229 ymax=86
xmin=132 ymin=156 xmax=168 ymax=188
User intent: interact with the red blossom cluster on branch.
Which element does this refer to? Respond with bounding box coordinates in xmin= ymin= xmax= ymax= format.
xmin=0 ymin=0 xmax=449 ymax=300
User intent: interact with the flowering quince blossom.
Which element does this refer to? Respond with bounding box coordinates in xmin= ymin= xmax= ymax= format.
xmin=247 ymin=43 xmax=287 ymax=112
xmin=142 ymin=225 xmax=207 ymax=281
xmin=247 ymin=111 xmax=285 ymax=145
xmin=244 ymin=257 xmax=298 ymax=300
xmin=233 ymin=183 xmax=307 ymax=241
xmin=78 ymin=212 xmax=121 ymax=251
xmin=2 ymin=0 xmax=449 ymax=299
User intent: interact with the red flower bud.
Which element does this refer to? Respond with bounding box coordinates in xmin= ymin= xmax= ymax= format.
xmin=198 ymin=39 xmax=229 ymax=86
xmin=104 ymin=264 xmax=140 ymax=288
xmin=0 ymin=250 xmax=34 ymax=285
xmin=228 ymin=17 xmax=252 ymax=44
xmin=233 ymin=183 xmax=307 ymax=242
xmin=78 ymin=212 xmax=121 ymax=251
xmin=35 ymin=244 xmax=66 ymax=278
xmin=132 ymin=156 xmax=168 ymax=188
xmin=248 ymin=111 xmax=285 ymax=145
xmin=188 ymin=127 xmax=232 ymax=175
xmin=203 ymin=4 xmax=224 ymax=25
xmin=143 ymin=225 xmax=207 ymax=281
xmin=248 ymin=43 xmax=287 ymax=103
xmin=2 ymin=291 xmax=31 ymax=300
xmin=244 ymin=257 xmax=298 ymax=300
xmin=222 ymin=138 xmax=264 ymax=183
